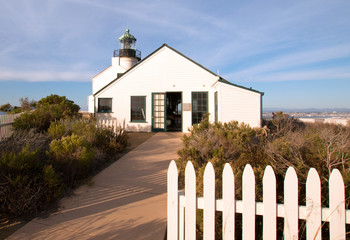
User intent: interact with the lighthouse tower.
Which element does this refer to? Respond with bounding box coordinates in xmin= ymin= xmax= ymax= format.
xmin=112 ymin=29 xmax=141 ymax=70
xmin=89 ymin=29 xmax=141 ymax=112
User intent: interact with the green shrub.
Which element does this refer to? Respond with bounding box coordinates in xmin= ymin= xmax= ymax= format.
xmin=0 ymin=103 xmax=12 ymax=112
xmin=48 ymin=118 xmax=128 ymax=155
xmin=93 ymin=126 xmax=128 ymax=154
xmin=1 ymin=110 xmax=128 ymax=220
xmin=0 ymin=145 xmax=61 ymax=218
xmin=48 ymin=120 xmax=70 ymax=139
xmin=177 ymin=119 xmax=268 ymax=239
xmin=13 ymin=94 xmax=80 ymax=133
xmin=36 ymin=94 xmax=80 ymax=115
xmin=48 ymin=134 xmax=95 ymax=185
xmin=177 ymin=115 xmax=350 ymax=238
xmin=107 ymin=126 xmax=128 ymax=154
xmin=177 ymin=120 xmax=267 ymax=197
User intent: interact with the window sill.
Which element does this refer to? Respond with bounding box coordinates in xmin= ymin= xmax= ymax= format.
xmin=130 ymin=121 xmax=147 ymax=123
xmin=97 ymin=112 xmax=114 ymax=114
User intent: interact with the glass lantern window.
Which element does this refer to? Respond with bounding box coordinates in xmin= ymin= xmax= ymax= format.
xmin=119 ymin=40 xmax=136 ymax=50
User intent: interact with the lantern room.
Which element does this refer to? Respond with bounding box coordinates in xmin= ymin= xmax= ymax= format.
xmin=114 ymin=29 xmax=141 ymax=61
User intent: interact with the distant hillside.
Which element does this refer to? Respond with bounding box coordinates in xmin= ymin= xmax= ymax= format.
xmin=264 ymin=108 xmax=350 ymax=113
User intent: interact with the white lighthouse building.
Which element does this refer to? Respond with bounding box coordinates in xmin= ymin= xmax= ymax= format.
xmin=88 ymin=29 xmax=263 ymax=132
xmin=90 ymin=29 xmax=141 ymax=96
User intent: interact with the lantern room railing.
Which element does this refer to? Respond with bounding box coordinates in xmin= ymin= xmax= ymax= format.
xmin=114 ymin=49 xmax=141 ymax=60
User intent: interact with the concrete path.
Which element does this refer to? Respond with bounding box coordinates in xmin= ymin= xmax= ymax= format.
xmin=9 ymin=132 xmax=183 ymax=240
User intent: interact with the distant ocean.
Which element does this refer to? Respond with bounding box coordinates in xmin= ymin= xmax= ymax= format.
xmin=0 ymin=111 xmax=6 ymax=116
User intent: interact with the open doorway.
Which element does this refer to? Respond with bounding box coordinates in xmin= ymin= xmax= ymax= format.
xmin=166 ymin=92 xmax=182 ymax=131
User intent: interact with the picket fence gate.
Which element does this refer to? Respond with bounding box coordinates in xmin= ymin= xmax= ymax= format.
xmin=0 ymin=113 xmax=21 ymax=141
xmin=167 ymin=160 xmax=350 ymax=239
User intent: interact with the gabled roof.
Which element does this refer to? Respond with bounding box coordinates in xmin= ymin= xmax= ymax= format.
xmin=94 ymin=44 xmax=263 ymax=96
xmin=94 ymin=44 xmax=168 ymax=96
xmin=92 ymin=65 xmax=112 ymax=79
xmin=217 ymin=77 xmax=264 ymax=96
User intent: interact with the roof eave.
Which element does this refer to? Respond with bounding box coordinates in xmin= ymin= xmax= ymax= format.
xmin=218 ymin=77 xmax=264 ymax=95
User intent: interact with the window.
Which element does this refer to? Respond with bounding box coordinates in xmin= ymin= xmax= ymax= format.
xmin=192 ymin=92 xmax=208 ymax=125
xmin=131 ymin=96 xmax=146 ymax=122
xmin=98 ymin=98 xmax=112 ymax=113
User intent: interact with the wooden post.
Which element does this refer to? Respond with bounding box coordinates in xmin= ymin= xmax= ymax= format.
xmin=203 ymin=162 xmax=215 ymax=240
xmin=329 ymin=168 xmax=345 ymax=240
xmin=223 ymin=163 xmax=235 ymax=240
xmin=243 ymin=164 xmax=255 ymax=239
xmin=263 ymin=165 xmax=276 ymax=239
xmin=284 ymin=167 xmax=298 ymax=239
xmin=185 ymin=161 xmax=196 ymax=239
xmin=167 ymin=160 xmax=178 ymax=240
xmin=306 ymin=168 xmax=321 ymax=240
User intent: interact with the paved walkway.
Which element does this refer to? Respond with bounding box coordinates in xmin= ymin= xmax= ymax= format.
xmin=9 ymin=132 xmax=183 ymax=240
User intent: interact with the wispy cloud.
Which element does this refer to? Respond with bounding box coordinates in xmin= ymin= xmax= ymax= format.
xmin=229 ymin=67 xmax=350 ymax=83
xmin=223 ymin=44 xmax=350 ymax=82
xmin=202 ymin=0 xmax=350 ymax=74
xmin=73 ymin=0 xmax=229 ymax=40
xmin=0 ymin=0 xmax=349 ymax=84
xmin=0 ymin=69 xmax=93 ymax=82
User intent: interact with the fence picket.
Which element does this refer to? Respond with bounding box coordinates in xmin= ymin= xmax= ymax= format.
xmin=167 ymin=160 xmax=178 ymax=240
xmin=243 ymin=164 xmax=255 ymax=239
xmin=329 ymin=168 xmax=345 ymax=240
xmin=223 ymin=163 xmax=234 ymax=240
xmin=284 ymin=167 xmax=298 ymax=240
xmin=97 ymin=119 xmax=122 ymax=133
xmin=306 ymin=168 xmax=321 ymax=240
xmin=263 ymin=165 xmax=276 ymax=239
xmin=185 ymin=161 xmax=196 ymax=240
xmin=203 ymin=162 xmax=215 ymax=240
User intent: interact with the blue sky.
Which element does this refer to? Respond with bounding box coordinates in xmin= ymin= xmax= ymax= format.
xmin=0 ymin=0 xmax=349 ymax=111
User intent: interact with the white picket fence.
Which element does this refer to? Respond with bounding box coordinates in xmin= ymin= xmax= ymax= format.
xmin=0 ymin=116 xmax=121 ymax=142
xmin=167 ymin=160 xmax=350 ymax=239
xmin=0 ymin=113 xmax=21 ymax=141
xmin=97 ymin=119 xmax=125 ymax=133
